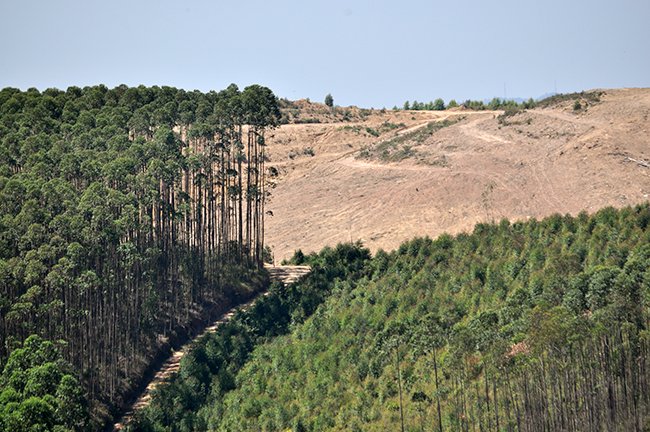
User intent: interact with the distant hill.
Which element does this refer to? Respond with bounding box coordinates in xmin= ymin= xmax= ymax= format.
xmin=535 ymin=91 xmax=559 ymax=100
xmin=479 ymin=92 xmax=559 ymax=104
xmin=482 ymin=96 xmax=528 ymax=104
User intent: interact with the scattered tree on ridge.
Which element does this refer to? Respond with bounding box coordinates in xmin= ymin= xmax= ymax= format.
xmin=324 ymin=93 xmax=334 ymax=107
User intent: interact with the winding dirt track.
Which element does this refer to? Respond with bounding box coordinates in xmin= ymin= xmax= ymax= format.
xmin=112 ymin=265 xmax=311 ymax=431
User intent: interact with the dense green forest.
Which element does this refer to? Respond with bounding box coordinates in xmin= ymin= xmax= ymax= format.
xmin=135 ymin=205 xmax=650 ymax=431
xmin=0 ymin=335 xmax=89 ymax=430
xmin=0 ymin=83 xmax=280 ymax=428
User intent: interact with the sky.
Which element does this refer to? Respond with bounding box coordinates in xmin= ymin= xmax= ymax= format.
xmin=1 ymin=0 xmax=648 ymax=108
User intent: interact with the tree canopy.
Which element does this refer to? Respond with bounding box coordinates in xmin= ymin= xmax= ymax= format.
xmin=0 ymin=335 xmax=89 ymax=431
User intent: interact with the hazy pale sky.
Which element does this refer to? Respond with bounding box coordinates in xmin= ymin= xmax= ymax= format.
xmin=1 ymin=0 xmax=648 ymax=107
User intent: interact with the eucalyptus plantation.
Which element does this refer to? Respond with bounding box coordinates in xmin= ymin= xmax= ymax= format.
xmin=0 ymin=83 xmax=279 ymax=425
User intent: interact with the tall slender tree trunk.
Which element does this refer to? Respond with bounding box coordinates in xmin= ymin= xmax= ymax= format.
xmin=433 ymin=349 xmax=444 ymax=432
xmin=397 ymin=343 xmax=405 ymax=432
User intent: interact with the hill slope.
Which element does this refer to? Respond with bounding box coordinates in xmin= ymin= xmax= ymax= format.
xmin=136 ymin=205 xmax=650 ymax=431
xmin=266 ymin=89 xmax=650 ymax=260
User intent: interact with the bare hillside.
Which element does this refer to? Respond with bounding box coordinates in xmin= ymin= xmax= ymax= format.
xmin=265 ymin=89 xmax=650 ymax=260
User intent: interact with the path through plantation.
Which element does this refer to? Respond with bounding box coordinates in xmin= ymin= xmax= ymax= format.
xmin=112 ymin=265 xmax=311 ymax=430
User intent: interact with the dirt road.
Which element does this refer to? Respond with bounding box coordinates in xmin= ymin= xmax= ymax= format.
xmin=112 ymin=265 xmax=311 ymax=430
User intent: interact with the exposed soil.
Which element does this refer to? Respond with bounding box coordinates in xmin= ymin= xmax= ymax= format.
xmin=266 ymin=88 xmax=650 ymax=260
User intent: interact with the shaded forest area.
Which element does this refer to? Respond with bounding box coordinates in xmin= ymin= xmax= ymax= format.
xmin=0 ymin=83 xmax=280 ymax=428
xmin=138 ymin=205 xmax=650 ymax=431
xmin=131 ymin=243 xmax=371 ymax=431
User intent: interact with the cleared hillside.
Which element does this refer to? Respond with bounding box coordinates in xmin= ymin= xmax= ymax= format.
xmin=266 ymin=89 xmax=650 ymax=260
